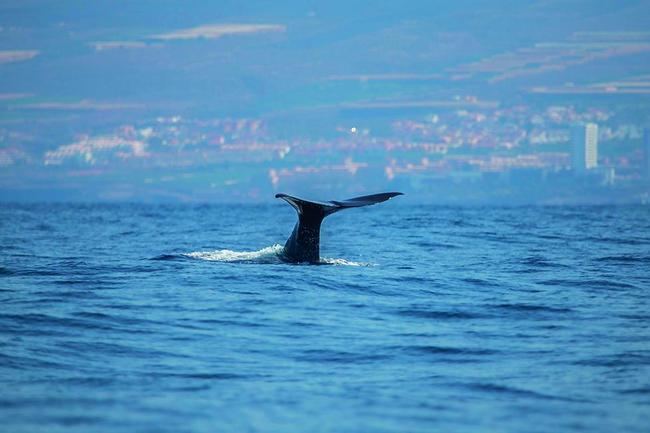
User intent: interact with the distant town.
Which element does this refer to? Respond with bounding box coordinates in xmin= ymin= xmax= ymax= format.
xmin=1 ymin=97 xmax=649 ymax=204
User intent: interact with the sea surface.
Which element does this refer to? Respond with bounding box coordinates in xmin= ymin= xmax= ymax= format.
xmin=1 ymin=203 xmax=649 ymax=433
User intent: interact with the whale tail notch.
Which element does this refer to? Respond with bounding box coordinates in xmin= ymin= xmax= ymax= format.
xmin=275 ymin=192 xmax=403 ymax=263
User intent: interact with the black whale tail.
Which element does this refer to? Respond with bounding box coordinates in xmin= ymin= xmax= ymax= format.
xmin=276 ymin=192 xmax=403 ymax=263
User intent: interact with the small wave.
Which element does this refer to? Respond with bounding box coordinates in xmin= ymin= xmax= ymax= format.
xmin=0 ymin=352 xmax=68 ymax=371
xmin=10 ymin=268 xmax=64 ymax=277
xmin=397 ymin=308 xmax=487 ymax=320
xmin=573 ymin=352 xmax=650 ymax=367
xmin=492 ymin=303 xmax=573 ymax=314
xmin=597 ymin=254 xmax=650 ymax=264
xmin=619 ymin=386 xmax=650 ymax=395
xmin=158 ymin=372 xmax=249 ymax=380
xmin=150 ymin=254 xmax=185 ymax=261
xmin=147 ymin=371 xmax=267 ymax=382
xmin=413 ymin=241 xmax=459 ymax=249
xmin=408 ymin=345 xmax=498 ymax=356
xmin=537 ymin=278 xmax=639 ymax=290
xmin=519 ymin=255 xmax=566 ymax=268
xmin=460 ymin=382 xmax=579 ymax=401
xmin=294 ymin=349 xmax=389 ymax=363
xmin=584 ymin=236 xmax=646 ymax=246
xmin=0 ymin=266 xmax=13 ymax=276
xmin=461 ymin=277 xmax=501 ymax=288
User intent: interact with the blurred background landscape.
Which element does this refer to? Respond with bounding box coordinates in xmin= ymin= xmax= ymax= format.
xmin=1 ymin=0 xmax=650 ymax=203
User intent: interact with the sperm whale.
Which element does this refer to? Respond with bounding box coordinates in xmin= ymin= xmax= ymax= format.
xmin=276 ymin=192 xmax=403 ymax=263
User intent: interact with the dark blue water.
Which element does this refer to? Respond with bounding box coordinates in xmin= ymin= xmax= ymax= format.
xmin=1 ymin=203 xmax=649 ymax=432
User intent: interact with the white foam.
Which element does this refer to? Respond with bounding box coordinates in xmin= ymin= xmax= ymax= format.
xmin=319 ymin=257 xmax=373 ymax=267
xmin=184 ymin=244 xmax=284 ymax=263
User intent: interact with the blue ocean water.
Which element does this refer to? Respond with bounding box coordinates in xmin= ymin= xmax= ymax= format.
xmin=1 ymin=203 xmax=649 ymax=433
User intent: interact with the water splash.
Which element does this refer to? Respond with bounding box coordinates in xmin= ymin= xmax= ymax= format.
xmin=184 ymin=244 xmax=370 ymax=266
xmin=184 ymin=244 xmax=284 ymax=264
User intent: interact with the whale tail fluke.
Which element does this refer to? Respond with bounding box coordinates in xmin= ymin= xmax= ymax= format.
xmin=275 ymin=192 xmax=402 ymax=216
xmin=275 ymin=192 xmax=403 ymax=263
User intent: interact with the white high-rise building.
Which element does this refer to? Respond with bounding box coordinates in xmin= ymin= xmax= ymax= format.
xmin=572 ymin=123 xmax=598 ymax=173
